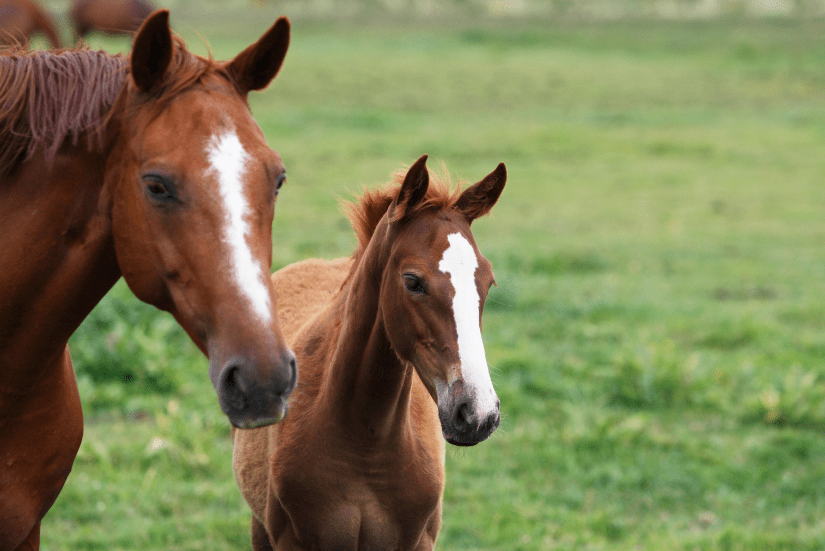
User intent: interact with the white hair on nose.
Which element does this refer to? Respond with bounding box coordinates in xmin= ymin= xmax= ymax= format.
xmin=207 ymin=129 xmax=272 ymax=325
xmin=438 ymin=232 xmax=497 ymax=414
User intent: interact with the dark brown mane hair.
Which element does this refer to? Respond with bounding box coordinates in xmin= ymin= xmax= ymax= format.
xmin=343 ymin=164 xmax=465 ymax=262
xmin=0 ymin=36 xmax=221 ymax=178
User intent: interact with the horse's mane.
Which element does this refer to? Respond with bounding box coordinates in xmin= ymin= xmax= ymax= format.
xmin=0 ymin=37 xmax=221 ymax=178
xmin=343 ymin=164 xmax=465 ymax=263
xmin=0 ymin=45 xmax=125 ymax=175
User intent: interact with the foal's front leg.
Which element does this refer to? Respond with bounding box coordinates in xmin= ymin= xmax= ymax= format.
xmin=251 ymin=516 xmax=274 ymax=551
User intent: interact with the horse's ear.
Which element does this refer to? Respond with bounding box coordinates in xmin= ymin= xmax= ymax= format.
xmin=455 ymin=162 xmax=507 ymax=224
xmin=389 ymin=155 xmax=430 ymax=223
xmin=131 ymin=9 xmax=173 ymax=93
xmin=227 ymin=17 xmax=290 ymax=93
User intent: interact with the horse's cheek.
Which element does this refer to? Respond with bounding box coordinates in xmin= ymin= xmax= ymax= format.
xmin=111 ymin=195 xmax=169 ymax=308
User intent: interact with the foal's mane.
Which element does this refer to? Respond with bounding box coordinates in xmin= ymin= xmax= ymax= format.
xmin=344 ymin=165 xmax=465 ymax=263
xmin=0 ymin=37 xmax=222 ymax=178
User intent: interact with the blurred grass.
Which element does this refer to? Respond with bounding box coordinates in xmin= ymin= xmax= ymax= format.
xmin=42 ymin=4 xmax=825 ymax=550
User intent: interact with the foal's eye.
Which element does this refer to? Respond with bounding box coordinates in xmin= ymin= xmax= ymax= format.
xmin=275 ymin=171 xmax=286 ymax=196
xmin=143 ymin=174 xmax=177 ymax=203
xmin=403 ymin=274 xmax=427 ymax=295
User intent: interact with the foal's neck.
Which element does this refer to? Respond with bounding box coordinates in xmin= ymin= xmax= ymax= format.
xmin=321 ymin=238 xmax=413 ymax=444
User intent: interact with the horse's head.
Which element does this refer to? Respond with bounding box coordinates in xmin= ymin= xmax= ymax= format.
xmin=380 ymin=155 xmax=506 ymax=446
xmin=106 ymin=10 xmax=296 ymax=428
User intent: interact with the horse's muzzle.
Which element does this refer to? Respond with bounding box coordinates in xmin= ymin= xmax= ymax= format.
xmin=215 ymin=349 xmax=298 ymax=429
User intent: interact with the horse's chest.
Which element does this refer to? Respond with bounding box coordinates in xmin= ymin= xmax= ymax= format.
xmin=274 ymin=456 xmax=441 ymax=550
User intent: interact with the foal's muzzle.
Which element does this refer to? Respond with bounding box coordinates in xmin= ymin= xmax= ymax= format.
xmin=437 ymin=380 xmax=500 ymax=446
xmin=215 ymin=349 xmax=298 ymax=429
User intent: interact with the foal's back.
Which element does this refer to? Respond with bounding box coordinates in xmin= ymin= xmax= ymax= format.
xmin=271 ymin=257 xmax=351 ymax=342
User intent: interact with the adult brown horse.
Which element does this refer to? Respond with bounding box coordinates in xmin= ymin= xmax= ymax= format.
xmin=0 ymin=9 xmax=297 ymax=550
xmin=0 ymin=0 xmax=61 ymax=48
xmin=71 ymin=0 xmax=153 ymax=38
xmin=234 ymin=155 xmax=506 ymax=550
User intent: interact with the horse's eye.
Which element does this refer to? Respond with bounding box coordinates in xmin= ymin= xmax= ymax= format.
xmin=275 ymin=171 xmax=286 ymax=195
xmin=403 ymin=274 xmax=426 ymax=295
xmin=143 ymin=174 xmax=177 ymax=203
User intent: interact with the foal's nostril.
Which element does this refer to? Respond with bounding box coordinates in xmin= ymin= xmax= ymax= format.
xmin=482 ymin=410 xmax=500 ymax=434
xmin=452 ymin=400 xmax=474 ymax=430
xmin=284 ymin=350 xmax=298 ymax=391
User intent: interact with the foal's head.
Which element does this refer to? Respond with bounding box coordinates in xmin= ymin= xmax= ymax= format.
xmin=358 ymin=155 xmax=506 ymax=446
xmin=106 ymin=11 xmax=296 ymax=428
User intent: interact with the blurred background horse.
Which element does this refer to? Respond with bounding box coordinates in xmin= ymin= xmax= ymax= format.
xmin=0 ymin=0 xmax=60 ymax=48
xmin=71 ymin=0 xmax=153 ymax=38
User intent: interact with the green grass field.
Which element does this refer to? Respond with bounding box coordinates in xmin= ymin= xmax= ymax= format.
xmin=40 ymin=4 xmax=825 ymax=550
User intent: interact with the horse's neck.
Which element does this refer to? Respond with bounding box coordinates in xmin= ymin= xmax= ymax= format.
xmin=0 ymin=146 xmax=120 ymax=385
xmin=318 ymin=245 xmax=414 ymax=443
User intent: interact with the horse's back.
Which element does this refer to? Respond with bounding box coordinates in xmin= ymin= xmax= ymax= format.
xmin=271 ymin=257 xmax=351 ymax=344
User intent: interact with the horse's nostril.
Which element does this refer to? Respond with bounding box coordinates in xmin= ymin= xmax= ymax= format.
xmin=223 ymin=365 xmax=237 ymax=389
xmin=221 ymin=364 xmax=247 ymax=411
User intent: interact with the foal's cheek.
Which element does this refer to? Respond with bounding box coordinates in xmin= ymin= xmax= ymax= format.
xmin=391 ymin=300 xmax=427 ymax=362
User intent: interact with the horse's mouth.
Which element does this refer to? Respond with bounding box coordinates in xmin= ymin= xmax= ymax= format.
xmin=228 ymin=399 xmax=288 ymax=429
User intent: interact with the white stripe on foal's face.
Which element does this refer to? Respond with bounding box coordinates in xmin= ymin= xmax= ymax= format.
xmin=438 ymin=232 xmax=498 ymax=414
xmin=207 ymin=130 xmax=272 ymax=325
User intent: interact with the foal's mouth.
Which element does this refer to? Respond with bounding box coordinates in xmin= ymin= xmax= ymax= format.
xmin=442 ymin=423 xmax=499 ymax=447
xmin=444 ymin=435 xmax=481 ymax=447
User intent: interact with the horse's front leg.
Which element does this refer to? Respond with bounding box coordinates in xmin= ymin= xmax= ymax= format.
xmin=11 ymin=521 xmax=40 ymax=551
xmin=0 ymin=346 xmax=83 ymax=551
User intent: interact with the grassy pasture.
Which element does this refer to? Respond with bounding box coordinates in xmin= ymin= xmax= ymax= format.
xmin=40 ymin=4 xmax=825 ymax=550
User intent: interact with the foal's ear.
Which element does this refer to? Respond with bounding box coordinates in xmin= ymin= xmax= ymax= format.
xmin=389 ymin=154 xmax=430 ymax=223
xmin=455 ymin=162 xmax=507 ymax=223
xmin=131 ymin=9 xmax=173 ymax=93
xmin=227 ymin=17 xmax=290 ymax=93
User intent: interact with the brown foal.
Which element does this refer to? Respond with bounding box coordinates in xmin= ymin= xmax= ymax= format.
xmin=234 ymin=155 xmax=507 ymax=550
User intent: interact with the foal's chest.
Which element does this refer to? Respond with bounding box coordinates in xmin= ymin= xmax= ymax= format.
xmin=273 ymin=448 xmax=443 ymax=550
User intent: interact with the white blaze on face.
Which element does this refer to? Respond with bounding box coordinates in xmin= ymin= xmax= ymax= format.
xmin=207 ymin=130 xmax=272 ymax=325
xmin=438 ymin=232 xmax=498 ymax=415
